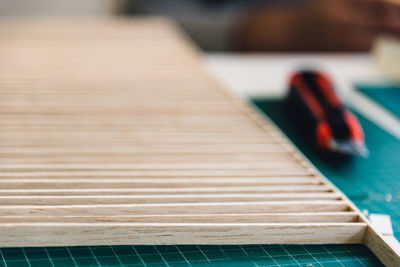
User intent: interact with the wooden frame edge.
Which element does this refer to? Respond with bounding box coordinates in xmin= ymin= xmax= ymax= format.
xmin=365 ymin=226 xmax=400 ymax=267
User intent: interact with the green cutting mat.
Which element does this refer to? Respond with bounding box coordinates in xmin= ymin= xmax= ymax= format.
xmin=357 ymin=84 xmax=400 ymax=118
xmin=0 ymin=244 xmax=382 ymax=267
xmin=252 ymin=99 xmax=400 ymax=240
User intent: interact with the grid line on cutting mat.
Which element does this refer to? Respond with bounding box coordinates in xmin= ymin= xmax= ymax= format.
xmin=0 ymin=244 xmax=384 ymax=267
xmin=0 ymin=18 xmax=397 ymax=266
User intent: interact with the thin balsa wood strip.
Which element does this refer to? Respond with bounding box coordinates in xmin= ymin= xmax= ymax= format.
xmin=0 ymin=145 xmax=288 ymax=154
xmin=0 ymin=162 xmax=305 ymax=170
xmin=0 ymin=186 xmax=333 ymax=195
xmin=0 ymin=201 xmax=350 ymax=216
xmin=0 ymin=140 xmax=281 ymax=146
xmin=0 ymin=131 xmax=271 ymax=138
xmin=0 ymin=154 xmax=300 ymax=164
xmin=0 ymin=181 xmax=326 ymax=190
xmin=0 ymin=137 xmax=279 ymax=145
xmin=1 ymin=19 xmax=398 ymax=266
xmin=0 ymin=170 xmax=312 ymax=178
xmin=0 ymin=212 xmax=359 ymax=223
xmin=0 ymin=193 xmax=342 ymax=205
xmin=0 ymin=223 xmax=367 ymax=247
xmin=0 ymin=106 xmax=245 ymax=115
xmin=0 ymin=125 xmax=269 ymax=133
xmin=0 ymin=116 xmax=257 ymax=124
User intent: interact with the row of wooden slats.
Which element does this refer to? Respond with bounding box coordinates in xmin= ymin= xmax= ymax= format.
xmin=0 ymin=18 xmax=367 ymax=247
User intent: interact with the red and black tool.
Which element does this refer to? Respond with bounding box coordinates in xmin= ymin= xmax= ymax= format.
xmin=285 ymin=70 xmax=368 ymax=157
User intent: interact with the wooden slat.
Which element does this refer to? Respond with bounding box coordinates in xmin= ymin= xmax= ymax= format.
xmin=0 ymin=19 xmax=398 ymax=266
xmin=0 ymin=162 xmax=304 ymax=170
xmin=365 ymin=227 xmax=400 ymax=267
xmin=0 ymin=193 xmax=342 ymax=205
xmin=0 ymin=223 xmax=367 ymax=247
xmin=0 ymin=201 xmax=350 ymax=216
xmin=0 ymin=187 xmax=333 ymax=195
xmin=0 ymin=212 xmax=360 ymax=223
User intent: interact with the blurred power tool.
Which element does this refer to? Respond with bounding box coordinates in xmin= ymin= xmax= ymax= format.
xmin=285 ymin=70 xmax=368 ymax=157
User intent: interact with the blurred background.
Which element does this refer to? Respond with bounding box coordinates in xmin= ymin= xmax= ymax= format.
xmin=1 ymin=0 xmax=399 ymax=52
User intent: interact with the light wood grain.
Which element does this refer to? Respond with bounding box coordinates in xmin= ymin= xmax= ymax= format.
xmin=0 ymin=212 xmax=359 ymax=223
xmin=365 ymin=227 xmax=400 ymax=267
xmin=0 ymin=201 xmax=350 ymax=216
xmin=0 ymin=223 xmax=367 ymax=247
xmin=0 ymin=193 xmax=342 ymax=205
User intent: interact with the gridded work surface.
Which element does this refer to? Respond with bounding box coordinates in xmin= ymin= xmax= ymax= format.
xmin=0 ymin=18 xmax=369 ymax=247
xmin=252 ymin=99 xmax=400 ymax=239
xmin=357 ymin=84 xmax=400 ymax=118
xmin=0 ymin=244 xmax=383 ymax=267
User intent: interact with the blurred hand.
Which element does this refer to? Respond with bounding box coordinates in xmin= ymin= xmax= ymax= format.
xmin=238 ymin=0 xmax=400 ymax=51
